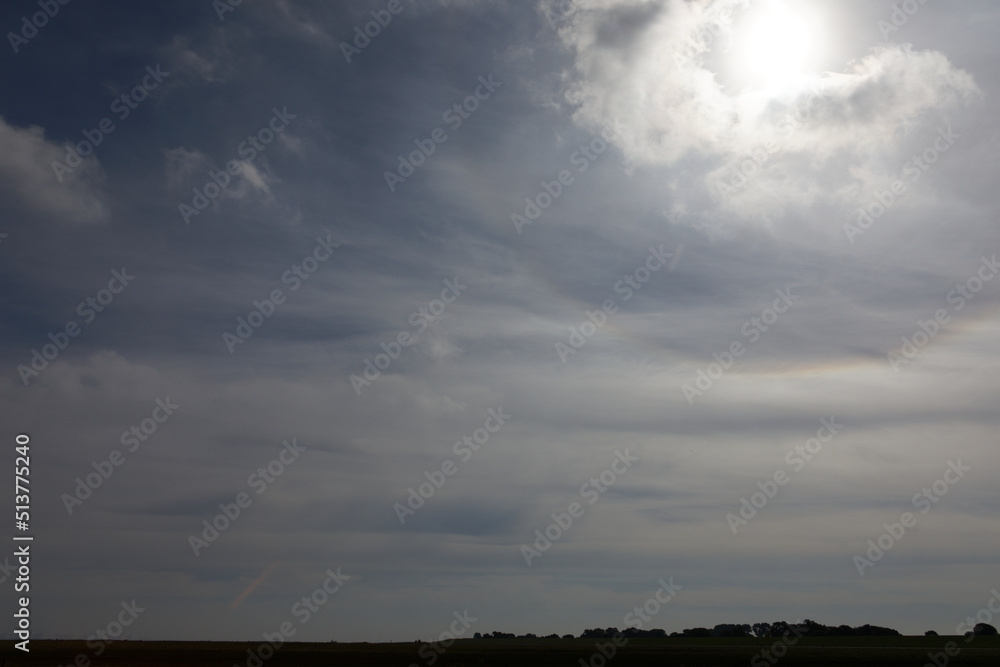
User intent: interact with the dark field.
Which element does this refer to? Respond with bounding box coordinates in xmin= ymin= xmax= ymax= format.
xmin=5 ymin=636 xmax=1000 ymax=667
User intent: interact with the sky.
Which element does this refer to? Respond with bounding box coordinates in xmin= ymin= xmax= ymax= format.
xmin=1 ymin=0 xmax=999 ymax=645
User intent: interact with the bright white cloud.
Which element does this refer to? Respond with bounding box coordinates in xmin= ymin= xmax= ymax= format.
xmin=552 ymin=0 xmax=980 ymax=218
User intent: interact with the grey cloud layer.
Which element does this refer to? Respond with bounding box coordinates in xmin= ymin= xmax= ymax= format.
xmin=1 ymin=0 xmax=999 ymax=643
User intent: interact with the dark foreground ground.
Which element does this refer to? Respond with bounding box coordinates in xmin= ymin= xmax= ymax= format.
xmin=5 ymin=636 xmax=1000 ymax=666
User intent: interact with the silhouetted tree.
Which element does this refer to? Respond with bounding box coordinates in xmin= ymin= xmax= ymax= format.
xmin=471 ymin=618 xmax=903 ymax=641
xmin=711 ymin=624 xmax=750 ymax=637
xmin=580 ymin=627 xmax=621 ymax=639
xmin=925 ymin=630 xmax=938 ymax=636
xmin=974 ymin=623 xmax=998 ymax=636
xmin=853 ymin=624 xmax=900 ymax=636
xmin=621 ymin=627 xmax=667 ymax=639
xmin=681 ymin=627 xmax=711 ymax=637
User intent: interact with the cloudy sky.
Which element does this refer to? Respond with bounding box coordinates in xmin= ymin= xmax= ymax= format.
xmin=2 ymin=0 xmax=999 ymax=644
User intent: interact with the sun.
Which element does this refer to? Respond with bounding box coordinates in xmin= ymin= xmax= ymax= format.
xmin=729 ymin=0 xmax=825 ymax=91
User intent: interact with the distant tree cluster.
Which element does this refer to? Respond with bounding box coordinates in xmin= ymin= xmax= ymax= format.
xmin=789 ymin=619 xmax=901 ymax=637
xmin=471 ymin=619 xmax=903 ymax=640
xmin=472 ymin=631 xmax=551 ymax=639
xmin=581 ymin=627 xmax=667 ymax=639
xmin=971 ymin=623 xmax=998 ymax=637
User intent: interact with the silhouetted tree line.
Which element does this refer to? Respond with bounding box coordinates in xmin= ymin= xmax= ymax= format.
xmin=969 ymin=623 xmax=998 ymax=637
xmin=471 ymin=619 xmax=906 ymax=640
xmin=748 ymin=619 xmax=900 ymax=638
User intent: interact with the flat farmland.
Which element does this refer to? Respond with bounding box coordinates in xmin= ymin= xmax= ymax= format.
xmin=4 ymin=636 xmax=1000 ymax=666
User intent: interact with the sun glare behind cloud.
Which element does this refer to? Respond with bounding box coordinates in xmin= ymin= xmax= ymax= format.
xmin=729 ymin=0 xmax=827 ymax=92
